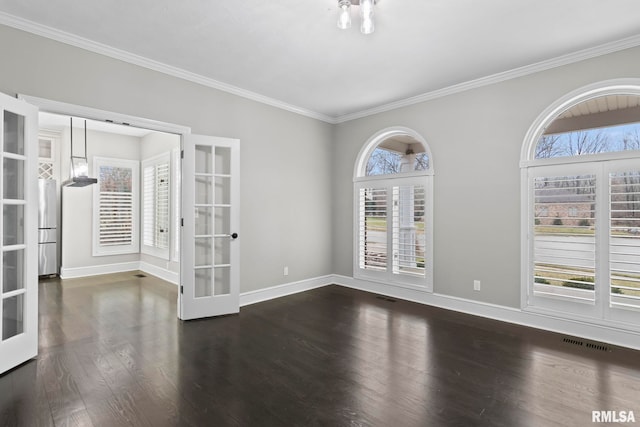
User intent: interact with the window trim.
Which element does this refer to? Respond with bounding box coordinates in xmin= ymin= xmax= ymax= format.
xmin=521 ymin=79 xmax=640 ymax=328
xmin=92 ymin=156 xmax=140 ymax=256
xmin=141 ymin=152 xmax=171 ymax=260
xmin=353 ymin=127 xmax=434 ymax=292
xmin=354 ymin=126 xmax=434 ymax=179
xmin=520 ymin=78 xmax=640 ymax=167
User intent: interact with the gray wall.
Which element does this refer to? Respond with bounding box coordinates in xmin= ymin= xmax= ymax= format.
xmin=3 ymin=22 xmax=639 ymax=306
xmin=332 ymin=45 xmax=640 ymax=308
xmin=140 ymin=131 xmax=181 ymax=275
xmin=0 ymin=24 xmax=333 ymax=293
xmin=61 ymin=128 xmax=141 ymax=270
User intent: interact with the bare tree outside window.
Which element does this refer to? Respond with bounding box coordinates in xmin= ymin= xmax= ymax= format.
xmin=535 ymin=123 xmax=640 ymax=159
xmin=366 ymin=148 xmax=430 ymax=176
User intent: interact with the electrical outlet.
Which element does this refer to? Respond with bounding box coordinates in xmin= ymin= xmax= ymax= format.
xmin=473 ymin=280 xmax=481 ymax=291
xmin=284 ymin=266 xmax=289 ymax=276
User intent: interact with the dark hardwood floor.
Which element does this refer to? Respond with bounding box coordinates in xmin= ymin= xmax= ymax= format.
xmin=1 ymin=272 xmax=639 ymax=426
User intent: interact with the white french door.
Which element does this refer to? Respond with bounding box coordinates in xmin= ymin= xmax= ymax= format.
xmin=179 ymin=134 xmax=240 ymax=320
xmin=0 ymin=93 xmax=38 ymax=374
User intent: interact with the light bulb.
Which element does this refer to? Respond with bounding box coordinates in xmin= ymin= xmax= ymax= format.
xmin=360 ymin=0 xmax=375 ymax=34
xmin=361 ymin=15 xmax=374 ymax=34
xmin=337 ymin=0 xmax=351 ymax=30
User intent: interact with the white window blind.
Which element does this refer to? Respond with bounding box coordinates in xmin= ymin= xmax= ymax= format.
xmin=142 ymin=153 xmax=171 ymax=260
xmin=356 ymin=177 xmax=432 ymax=289
xmin=610 ymin=171 xmax=640 ymax=310
xmin=533 ymin=174 xmax=596 ymax=302
xmin=93 ymin=157 xmax=139 ymax=256
xmin=393 ymin=185 xmax=426 ymax=277
xmin=359 ymin=187 xmax=387 ymax=271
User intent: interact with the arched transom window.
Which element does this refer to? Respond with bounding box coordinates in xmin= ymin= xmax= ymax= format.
xmin=522 ymin=80 xmax=640 ymax=327
xmin=354 ymin=127 xmax=433 ymax=291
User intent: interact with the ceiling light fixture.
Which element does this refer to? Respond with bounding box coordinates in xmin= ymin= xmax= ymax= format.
xmin=63 ymin=117 xmax=97 ymax=187
xmin=337 ymin=0 xmax=377 ymax=35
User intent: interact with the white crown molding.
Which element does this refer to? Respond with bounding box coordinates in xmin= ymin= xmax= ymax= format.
xmin=0 ymin=12 xmax=336 ymax=124
xmin=3 ymin=11 xmax=640 ymax=125
xmin=335 ymin=34 xmax=640 ymax=123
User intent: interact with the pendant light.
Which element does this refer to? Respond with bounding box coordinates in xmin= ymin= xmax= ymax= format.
xmin=63 ymin=118 xmax=97 ymax=187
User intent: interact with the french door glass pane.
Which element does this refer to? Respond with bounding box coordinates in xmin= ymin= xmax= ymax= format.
xmin=3 ymin=158 xmax=24 ymax=200
xmin=195 ymin=268 xmax=213 ymax=298
xmin=196 ymin=175 xmax=213 ymax=204
xmin=195 ymin=207 xmax=213 ymax=235
xmin=214 ymin=267 xmax=230 ymax=295
xmin=2 ymin=294 xmax=24 ymax=340
xmin=215 ymin=147 xmax=231 ymax=175
xmin=610 ymin=171 xmax=640 ymax=310
xmin=3 ymin=249 xmax=24 ymax=293
xmin=215 ymin=207 xmax=230 ymax=235
xmin=215 ymin=177 xmax=230 ymax=205
xmin=359 ymin=187 xmax=387 ymax=271
xmin=3 ymin=111 xmax=25 ymax=155
xmin=195 ymin=237 xmax=212 ymax=266
xmin=3 ymin=204 xmax=24 ymax=246
xmin=392 ymin=185 xmax=426 ymax=277
xmin=215 ymin=237 xmax=230 ymax=265
xmin=533 ymin=175 xmax=596 ymax=302
xmin=195 ymin=145 xmax=212 ymax=174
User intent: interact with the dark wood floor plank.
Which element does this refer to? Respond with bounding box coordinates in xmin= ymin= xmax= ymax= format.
xmin=1 ymin=273 xmax=638 ymax=426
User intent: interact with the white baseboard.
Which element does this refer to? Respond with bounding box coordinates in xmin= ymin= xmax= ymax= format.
xmin=60 ymin=261 xmax=178 ymax=285
xmin=331 ymin=274 xmax=640 ymax=351
xmin=60 ymin=262 xmax=140 ymax=279
xmin=139 ymin=261 xmax=179 ymax=285
xmin=240 ymin=275 xmax=334 ymax=307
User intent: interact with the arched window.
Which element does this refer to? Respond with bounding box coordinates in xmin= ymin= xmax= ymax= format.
xmin=521 ymin=80 xmax=640 ymax=327
xmin=354 ymin=127 xmax=433 ymax=290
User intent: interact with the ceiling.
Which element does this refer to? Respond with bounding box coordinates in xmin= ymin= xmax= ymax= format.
xmin=1 ymin=1 xmax=640 ymax=122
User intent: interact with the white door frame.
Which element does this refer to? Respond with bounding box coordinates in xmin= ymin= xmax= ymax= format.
xmin=0 ymin=93 xmax=38 ymax=374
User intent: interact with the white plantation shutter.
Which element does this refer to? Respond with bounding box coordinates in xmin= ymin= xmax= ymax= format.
xmin=609 ymin=171 xmax=640 ymax=311
xmin=143 ymin=165 xmax=154 ymax=247
xmin=93 ymin=157 xmax=139 ymax=256
xmin=156 ymin=162 xmax=170 ymax=249
xmin=141 ymin=153 xmax=171 ymax=259
xmin=393 ymin=185 xmax=426 ymax=277
xmin=358 ymin=187 xmax=387 ymax=271
xmin=355 ymin=176 xmax=432 ymax=288
xmin=532 ymin=174 xmax=596 ymax=302
xmin=99 ymin=191 xmax=133 ymax=245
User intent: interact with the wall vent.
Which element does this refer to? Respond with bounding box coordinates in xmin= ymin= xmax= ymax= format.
xmin=562 ymin=337 xmax=611 ymax=352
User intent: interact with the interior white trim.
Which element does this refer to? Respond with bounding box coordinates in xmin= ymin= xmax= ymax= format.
xmin=4 ymin=12 xmax=640 ymax=125
xmin=1 ymin=13 xmax=334 ymax=124
xmin=330 ymin=275 xmax=640 ymax=351
xmin=139 ymin=261 xmax=179 ymax=285
xmin=234 ymin=273 xmax=640 ymax=351
xmin=18 ymin=94 xmax=192 ymax=135
xmin=353 ymin=126 xmax=434 ymax=179
xmin=60 ymin=261 xmax=140 ymax=279
xmin=239 ymin=275 xmax=333 ymax=307
xmin=519 ymin=78 xmax=640 ymax=166
xmin=60 ymin=260 xmax=179 ymax=284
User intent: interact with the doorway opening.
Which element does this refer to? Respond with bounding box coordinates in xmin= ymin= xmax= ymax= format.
xmin=36 ymin=112 xmax=182 ymax=284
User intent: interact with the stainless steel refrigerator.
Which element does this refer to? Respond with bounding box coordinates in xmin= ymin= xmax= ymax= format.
xmin=38 ymin=179 xmax=57 ymax=276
